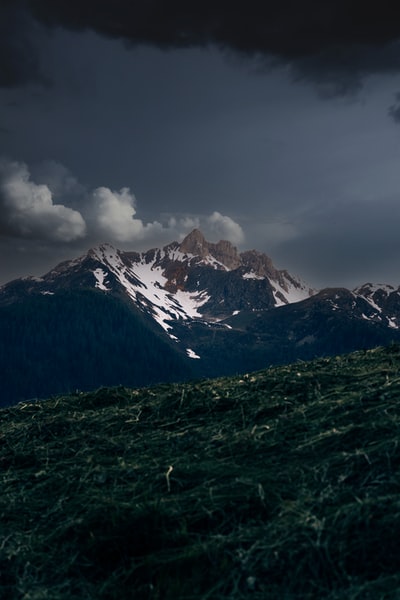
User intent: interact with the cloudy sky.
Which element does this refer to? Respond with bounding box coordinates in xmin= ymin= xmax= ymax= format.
xmin=1 ymin=1 xmax=400 ymax=288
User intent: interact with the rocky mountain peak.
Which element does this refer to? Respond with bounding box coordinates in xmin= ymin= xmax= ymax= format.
xmin=240 ymin=249 xmax=278 ymax=279
xmin=179 ymin=229 xmax=208 ymax=257
xmin=179 ymin=229 xmax=241 ymax=269
xmin=211 ymin=239 xmax=241 ymax=270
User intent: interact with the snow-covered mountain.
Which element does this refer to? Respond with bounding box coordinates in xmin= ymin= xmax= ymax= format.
xmin=293 ymin=283 xmax=400 ymax=332
xmin=353 ymin=283 xmax=400 ymax=329
xmin=1 ymin=229 xmax=315 ymax=345
xmin=1 ymin=229 xmax=400 ymax=406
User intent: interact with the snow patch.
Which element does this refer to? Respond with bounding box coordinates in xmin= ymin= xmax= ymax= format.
xmin=93 ymin=268 xmax=110 ymax=291
xmin=23 ymin=275 xmax=44 ymax=282
xmin=355 ymin=283 xmax=396 ymax=295
xmin=165 ymin=246 xmax=228 ymax=271
xmin=174 ymin=289 xmax=210 ymax=319
xmin=201 ymin=254 xmax=229 ymax=270
xmin=186 ymin=348 xmax=201 ymax=359
xmin=272 ymin=276 xmax=313 ymax=306
xmin=167 ymin=249 xmax=193 ymax=262
xmin=361 ymin=295 xmax=382 ymax=313
xmin=91 ymin=243 xmax=210 ymax=335
xmin=242 ymin=271 xmax=264 ymax=280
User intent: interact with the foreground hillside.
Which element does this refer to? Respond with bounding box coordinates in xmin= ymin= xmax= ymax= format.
xmin=2 ymin=346 xmax=400 ymax=599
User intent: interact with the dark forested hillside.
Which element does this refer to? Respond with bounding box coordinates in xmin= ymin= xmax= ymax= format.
xmin=3 ymin=285 xmax=400 ymax=406
xmin=0 ymin=290 xmax=193 ymax=406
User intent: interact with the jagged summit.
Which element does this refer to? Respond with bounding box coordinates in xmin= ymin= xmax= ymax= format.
xmin=88 ymin=242 xmax=117 ymax=256
xmin=178 ymin=229 xmax=241 ymax=270
xmin=179 ymin=229 xmax=208 ymax=256
xmin=84 ymin=230 xmax=277 ymax=278
xmin=0 ymin=229 xmax=316 ymax=317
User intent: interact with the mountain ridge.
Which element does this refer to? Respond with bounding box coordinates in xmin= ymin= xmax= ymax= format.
xmin=0 ymin=229 xmax=316 ymax=332
xmin=1 ymin=229 xmax=400 ymax=405
xmin=3 ymin=229 xmax=400 ymax=330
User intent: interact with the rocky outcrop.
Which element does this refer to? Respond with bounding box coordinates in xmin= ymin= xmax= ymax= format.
xmin=210 ymin=239 xmax=241 ymax=270
xmin=179 ymin=229 xmax=209 ymax=258
xmin=179 ymin=229 xmax=241 ymax=270
xmin=240 ymin=249 xmax=278 ymax=279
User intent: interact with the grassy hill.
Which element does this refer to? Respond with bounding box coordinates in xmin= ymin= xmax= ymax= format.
xmin=2 ymin=345 xmax=400 ymax=599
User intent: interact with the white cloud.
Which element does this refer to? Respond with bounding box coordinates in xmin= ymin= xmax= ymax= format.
xmin=207 ymin=211 xmax=244 ymax=245
xmin=178 ymin=216 xmax=200 ymax=230
xmin=167 ymin=215 xmax=201 ymax=242
xmin=0 ymin=159 xmax=86 ymax=242
xmin=0 ymin=158 xmax=247 ymax=254
xmin=89 ymin=186 xmax=163 ymax=242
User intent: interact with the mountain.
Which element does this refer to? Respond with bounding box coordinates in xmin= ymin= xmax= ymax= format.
xmin=1 ymin=228 xmax=314 ymax=319
xmin=1 ymin=229 xmax=400 ymax=405
xmin=2 ymin=345 xmax=400 ymax=599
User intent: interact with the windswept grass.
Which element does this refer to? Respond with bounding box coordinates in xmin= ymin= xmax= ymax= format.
xmin=2 ymin=345 xmax=400 ymax=598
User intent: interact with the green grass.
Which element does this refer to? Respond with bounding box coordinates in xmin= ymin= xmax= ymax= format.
xmin=2 ymin=345 xmax=400 ymax=598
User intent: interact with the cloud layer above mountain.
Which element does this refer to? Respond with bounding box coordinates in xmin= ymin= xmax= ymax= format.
xmin=0 ymin=157 xmax=243 ymax=249
xmin=0 ymin=159 xmax=86 ymax=242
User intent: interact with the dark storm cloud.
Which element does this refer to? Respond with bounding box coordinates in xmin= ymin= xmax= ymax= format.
xmin=25 ymin=0 xmax=400 ymax=56
xmin=388 ymin=92 xmax=400 ymax=123
xmin=0 ymin=2 xmax=46 ymax=88
xmin=292 ymin=41 xmax=400 ymax=97
xmin=273 ymin=195 xmax=400 ymax=289
xmin=4 ymin=0 xmax=400 ymax=90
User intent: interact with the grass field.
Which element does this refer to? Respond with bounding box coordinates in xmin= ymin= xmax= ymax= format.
xmin=2 ymin=345 xmax=400 ymax=598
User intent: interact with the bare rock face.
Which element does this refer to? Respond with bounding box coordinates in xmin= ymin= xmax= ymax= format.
xmin=240 ymin=250 xmax=278 ymax=279
xmin=179 ymin=229 xmax=209 ymax=257
xmin=179 ymin=229 xmax=241 ymax=270
xmin=210 ymin=239 xmax=241 ymax=270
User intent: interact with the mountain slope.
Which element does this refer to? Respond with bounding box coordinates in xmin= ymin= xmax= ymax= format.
xmin=2 ymin=345 xmax=400 ymax=599
xmin=0 ymin=229 xmax=315 ymax=328
xmin=221 ymin=286 xmax=400 ymax=367
xmin=1 ymin=229 xmax=400 ymax=405
xmin=0 ymin=289 xmax=194 ymax=406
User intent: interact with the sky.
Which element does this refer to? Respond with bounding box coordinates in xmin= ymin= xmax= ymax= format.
xmin=1 ymin=1 xmax=400 ymax=289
